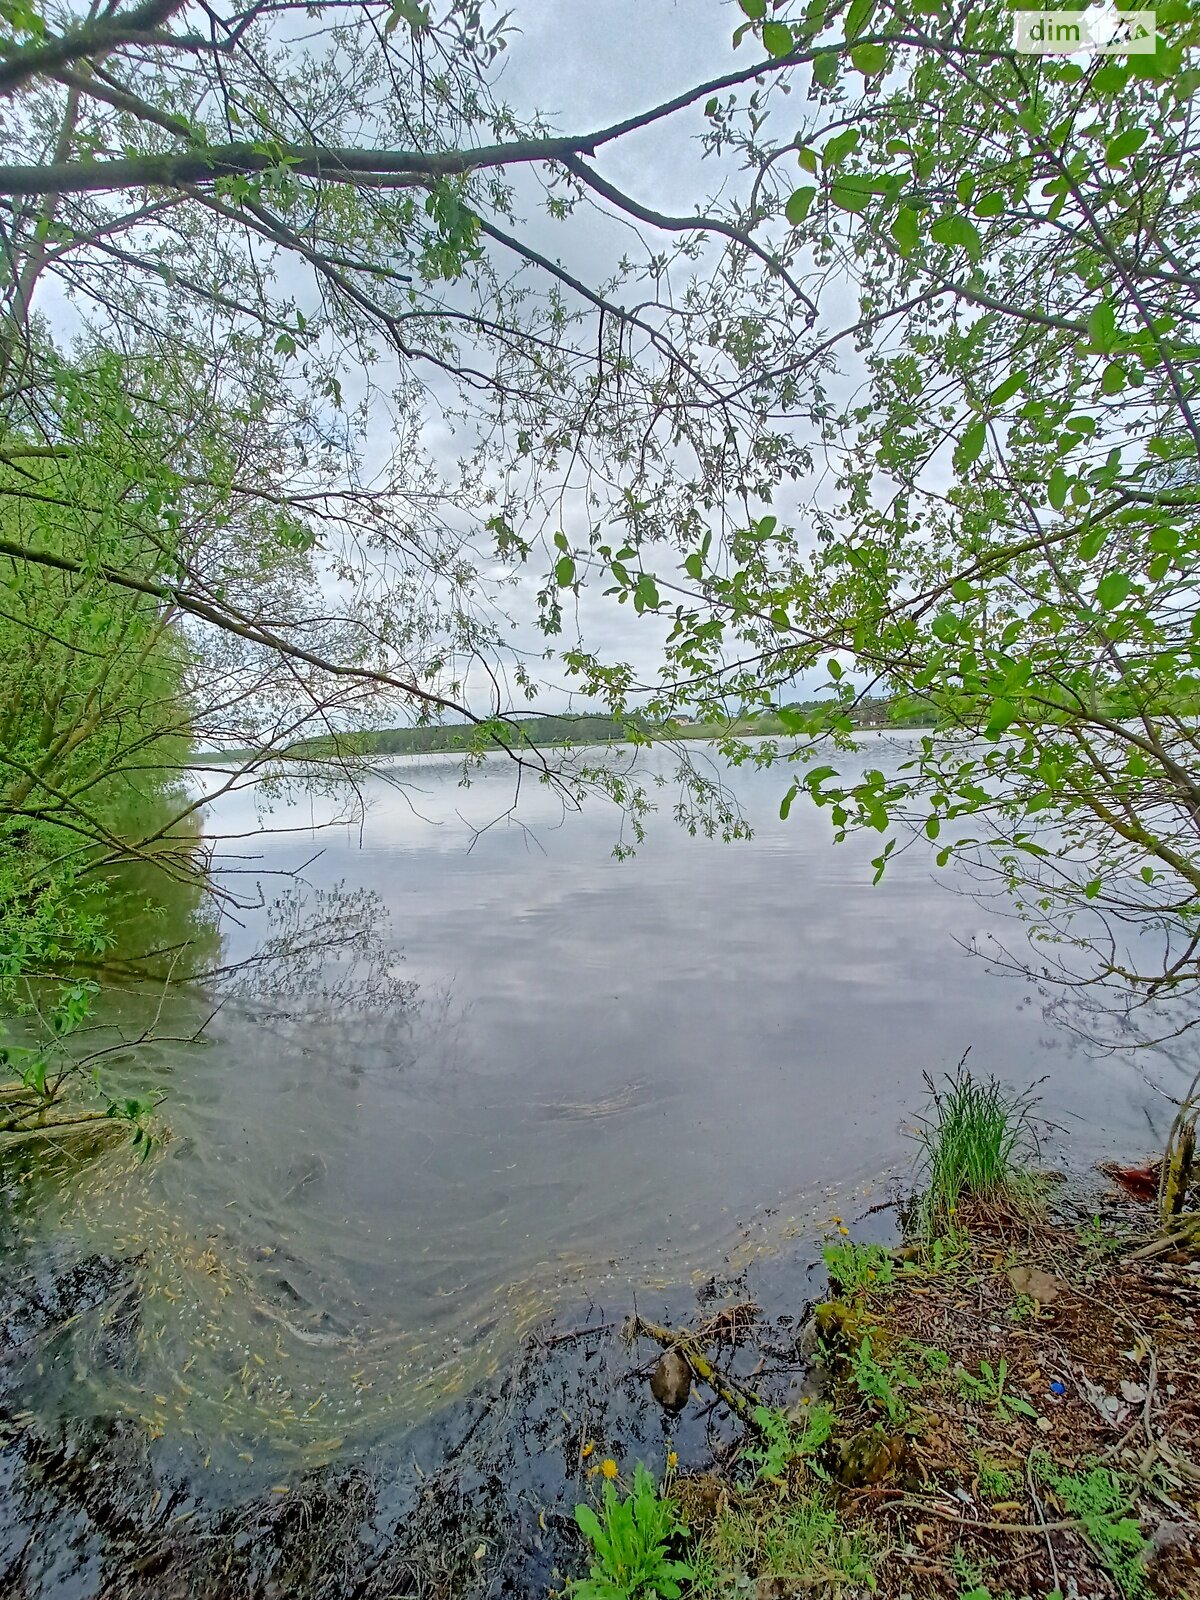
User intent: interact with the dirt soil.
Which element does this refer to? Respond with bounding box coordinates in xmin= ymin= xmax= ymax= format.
xmin=665 ymin=1184 xmax=1200 ymax=1600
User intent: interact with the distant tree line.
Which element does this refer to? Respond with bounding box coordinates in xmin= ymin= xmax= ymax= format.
xmin=203 ymin=696 xmax=938 ymax=763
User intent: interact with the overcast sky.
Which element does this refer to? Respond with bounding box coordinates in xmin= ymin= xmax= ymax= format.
xmin=415 ymin=1 xmax=837 ymax=716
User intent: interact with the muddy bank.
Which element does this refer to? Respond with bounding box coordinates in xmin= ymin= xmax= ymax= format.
xmin=0 ymin=1186 xmax=897 ymax=1599
xmin=626 ymin=1181 xmax=1200 ymax=1600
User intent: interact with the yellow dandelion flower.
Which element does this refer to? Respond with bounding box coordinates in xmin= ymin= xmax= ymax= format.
xmin=838 ymin=1225 xmax=850 ymax=1235
xmin=600 ymin=1458 xmax=619 ymax=1480
xmin=580 ymin=1441 xmax=594 ymax=1458
xmin=667 ymin=1451 xmax=678 ymax=1468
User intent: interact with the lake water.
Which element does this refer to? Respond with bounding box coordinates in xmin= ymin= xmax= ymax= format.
xmin=7 ymin=735 xmax=1178 ymax=1491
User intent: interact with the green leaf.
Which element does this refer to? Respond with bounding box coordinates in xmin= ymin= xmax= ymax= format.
xmin=985 ymin=701 xmax=1017 ymax=738
xmin=844 ymin=0 xmax=875 ymax=39
xmin=973 ymin=191 xmax=1005 ymax=218
xmin=683 ymin=551 xmax=704 ymax=580
xmin=954 ymin=419 xmax=986 ymax=471
xmin=780 ymin=782 xmax=799 ymax=820
xmin=738 ymin=0 xmax=767 ymax=15
xmin=1095 ymin=572 xmax=1132 ymax=609
xmin=831 ymin=176 xmax=875 ymax=213
xmin=785 ymin=186 xmax=817 ymax=224
xmin=1092 ymin=59 xmax=1130 ymax=94
xmin=1048 ymin=466 xmax=1069 ymax=511
xmin=850 ymin=40 xmax=887 ymax=74
xmin=822 ymin=128 xmax=861 ymax=167
xmin=930 ymin=611 xmax=958 ymax=643
xmin=634 ymin=574 xmax=660 ymax=610
xmin=555 ymin=556 xmax=576 ymax=586
xmin=574 ymin=1503 xmax=603 ymax=1543
xmin=930 ymin=213 xmax=982 ymax=260
xmin=812 ymin=49 xmax=840 ymax=87
xmin=1100 ymin=361 xmax=1127 ymax=395
xmin=891 ymin=205 xmax=919 ymax=257
xmin=1105 ymin=127 xmax=1148 ymax=165
xmin=762 ymin=20 xmax=794 ymax=56
xmin=987 ymin=369 xmax=1026 ymax=406
xmin=1087 ymin=301 xmax=1118 ymax=354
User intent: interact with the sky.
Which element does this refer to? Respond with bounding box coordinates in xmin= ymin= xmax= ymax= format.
xmin=30 ymin=0 xmax=846 ymax=723
xmin=411 ymin=0 xmax=838 ymax=716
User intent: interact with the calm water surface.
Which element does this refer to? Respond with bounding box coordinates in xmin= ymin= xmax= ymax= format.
xmin=11 ymin=737 xmax=1178 ymax=1487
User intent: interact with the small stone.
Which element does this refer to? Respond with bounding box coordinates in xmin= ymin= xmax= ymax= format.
xmin=792 ymin=1362 xmax=830 ymax=1406
xmin=650 ymin=1348 xmax=692 ymax=1413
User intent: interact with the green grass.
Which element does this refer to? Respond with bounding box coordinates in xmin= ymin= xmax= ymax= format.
xmin=974 ymin=1458 xmax=1018 ymax=1502
xmin=686 ymin=1495 xmax=877 ymax=1597
xmin=914 ymin=1063 xmax=1040 ymax=1237
xmin=953 ymin=1358 xmax=1038 ymax=1424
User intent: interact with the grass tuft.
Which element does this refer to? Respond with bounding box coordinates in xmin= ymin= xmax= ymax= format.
xmin=686 ymin=1494 xmax=878 ymax=1597
xmin=913 ymin=1059 xmax=1040 ymax=1238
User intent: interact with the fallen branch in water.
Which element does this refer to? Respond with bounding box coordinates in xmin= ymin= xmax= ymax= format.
xmin=0 ymin=1109 xmax=119 ymax=1146
xmin=627 ymin=1314 xmax=766 ymax=1431
xmin=538 ymin=1320 xmax=619 ymax=1348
